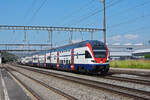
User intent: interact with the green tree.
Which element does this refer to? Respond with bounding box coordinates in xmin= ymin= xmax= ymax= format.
xmin=0 ymin=51 xmax=18 ymax=63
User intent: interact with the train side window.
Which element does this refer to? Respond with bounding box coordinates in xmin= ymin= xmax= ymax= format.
xmin=47 ymin=56 xmax=51 ymax=60
xmin=85 ymin=51 xmax=92 ymax=58
xmin=33 ymin=58 xmax=37 ymax=60
xmin=68 ymin=60 xmax=70 ymax=64
xmin=64 ymin=60 xmax=65 ymax=64
xmin=60 ymin=60 xmax=63 ymax=64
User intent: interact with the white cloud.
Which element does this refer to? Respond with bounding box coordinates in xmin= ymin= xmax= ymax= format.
xmin=124 ymin=34 xmax=139 ymax=40
xmin=111 ymin=35 xmax=121 ymax=41
xmin=108 ymin=34 xmax=141 ymax=45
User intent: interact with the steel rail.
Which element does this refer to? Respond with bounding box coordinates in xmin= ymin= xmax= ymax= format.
xmin=4 ymin=67 xmax=43 ymax=100
xmin=7 ymin=66 xmax=78 ymax=100
xmin=104 ymin=75 xmax=150 ymax=86
xmin=109 ymin=71 xmax=150 ymax=77
xmin=11 ymin=64 xmax=150 ymax=100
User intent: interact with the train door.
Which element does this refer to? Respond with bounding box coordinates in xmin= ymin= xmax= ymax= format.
xmin=37 ymin=55 xmax=40 ymax=67
xmin=44 ymin=54 xmax=46 ymax=67
xmin=32 ymin=56 xmax=33 ymax=66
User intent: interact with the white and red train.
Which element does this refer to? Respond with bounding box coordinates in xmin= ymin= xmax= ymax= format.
xmin=20 ymin=40 xmax=110 ymax=74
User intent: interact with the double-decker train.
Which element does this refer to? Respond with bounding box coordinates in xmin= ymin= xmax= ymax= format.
xmin=20 ymin=40 xmax=110 ymax=74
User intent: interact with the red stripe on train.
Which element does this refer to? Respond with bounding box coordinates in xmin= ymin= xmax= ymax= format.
xmin=71 ymin=49 xmax=74 ymax=70
xmin=57 ymin=52 xmax=59 ymax=69
xmin=86 ymin=42 xmax=108 ymax=63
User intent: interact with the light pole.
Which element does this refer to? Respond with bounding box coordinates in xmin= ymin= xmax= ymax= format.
xmin=100 ymin=0 xmax=106 ymax=44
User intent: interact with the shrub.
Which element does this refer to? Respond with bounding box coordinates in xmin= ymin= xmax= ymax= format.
xmin=144 ymin=54 xmax=150 ymax=59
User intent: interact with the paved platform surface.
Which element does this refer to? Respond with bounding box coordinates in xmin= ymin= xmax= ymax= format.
xmin=0 ymin=67 xmax=31 ymax=100
xmin=110 ymin=67 xmax=150 ymax=76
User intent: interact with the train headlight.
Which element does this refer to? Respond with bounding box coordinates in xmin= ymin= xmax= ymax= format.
xmin=91 ymin=60 xmax=96 ymax=63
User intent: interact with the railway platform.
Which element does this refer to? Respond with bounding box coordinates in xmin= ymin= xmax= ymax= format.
xmin=0 ymin=66 xmax=31 ymax=100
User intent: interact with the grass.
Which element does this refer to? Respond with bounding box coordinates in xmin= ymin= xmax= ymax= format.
xmin=110 ymin=60 xmax=150 ymax=69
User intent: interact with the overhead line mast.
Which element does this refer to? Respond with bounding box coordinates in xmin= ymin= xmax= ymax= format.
xmin=103 ymin=0 xmax=106 ymax=44
xmin=101 ymin=0 xmax=106 ymax=44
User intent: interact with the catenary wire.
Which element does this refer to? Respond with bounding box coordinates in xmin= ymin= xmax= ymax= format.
xmin=64 ymin=0 xmax=121 ymax=27
xmin=26 ymin=0 xmax=47 ymax=25
xmin=107 ymin=0 xmax=150 ymax=21
xmin=24 ymin=0 xmax=37 ymax=19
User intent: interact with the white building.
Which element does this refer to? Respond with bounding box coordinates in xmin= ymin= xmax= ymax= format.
xmin=108 ymin=45 xmax=150 ymax=60
xmin=132 ymin=49 xmax=150 ymax=58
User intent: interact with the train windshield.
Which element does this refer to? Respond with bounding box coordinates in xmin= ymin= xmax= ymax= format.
xmin=92 ymin=44 xmax=107 ymax=58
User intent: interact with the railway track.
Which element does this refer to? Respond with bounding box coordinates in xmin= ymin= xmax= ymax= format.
xmin=8 ymin=64 xmax=150 ymax=100
xmin=6 ymin=66 xmax=78 ymax=100
xmin=109 ymin=70 xmax=150 ymax=77
xmin=14 ymin=64 xmax=150 ymax=86
xmin=1 ymin=67 xmax=43 ymax=100
xmin=103 ymin=75 xmax=150 ymax=86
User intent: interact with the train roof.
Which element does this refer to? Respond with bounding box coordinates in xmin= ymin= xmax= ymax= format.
xmin=30 ymin=40 xmax=105 ymax=56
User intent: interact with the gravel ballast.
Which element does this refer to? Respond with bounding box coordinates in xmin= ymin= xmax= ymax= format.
xmin=8 ymin=65 xmax=134 ymax=100
xmin=16 ymin=64 xmax=150 ymax=92
xmin=11 ymin=70 xmax=68 ymax=100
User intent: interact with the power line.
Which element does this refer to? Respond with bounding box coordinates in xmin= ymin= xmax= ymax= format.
xmin=108 ymin=25 xmax=150 ymax=40
xmin=107 ymin=0 xmax=150 ymax=21
xmin=24 ymin=0 xmax=37 ymax=19
xmin=124 ymin=26 xmax=150 ymax=34
xmin=105 ymin=0 xmax=150 ymax=39
xmin=64 ymin=0 xmax=121 ymax=27
xmin=56 ymin=0 xmax=96 ymax=26
xmin=108 ymin=13 xmax=150 ymax=29
xmin=26 ymin=0 xmax=47 ymax=25
xmin=70 ymin=0 xmax=120 ymax=26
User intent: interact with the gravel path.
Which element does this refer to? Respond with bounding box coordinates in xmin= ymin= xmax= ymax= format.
xmin=9 ymin=65 xmax=133 ymax=100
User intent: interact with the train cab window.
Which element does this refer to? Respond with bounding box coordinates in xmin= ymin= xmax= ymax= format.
xmin=85 ymin=51 xmax=92 ymax=58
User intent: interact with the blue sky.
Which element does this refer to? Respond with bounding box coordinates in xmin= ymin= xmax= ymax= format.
xmin=0 ymin=0 xmax=150 ymax=46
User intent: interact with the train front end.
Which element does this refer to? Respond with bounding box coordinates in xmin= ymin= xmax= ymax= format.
xmin=86 ymin=41 xmax=109 ymax=74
